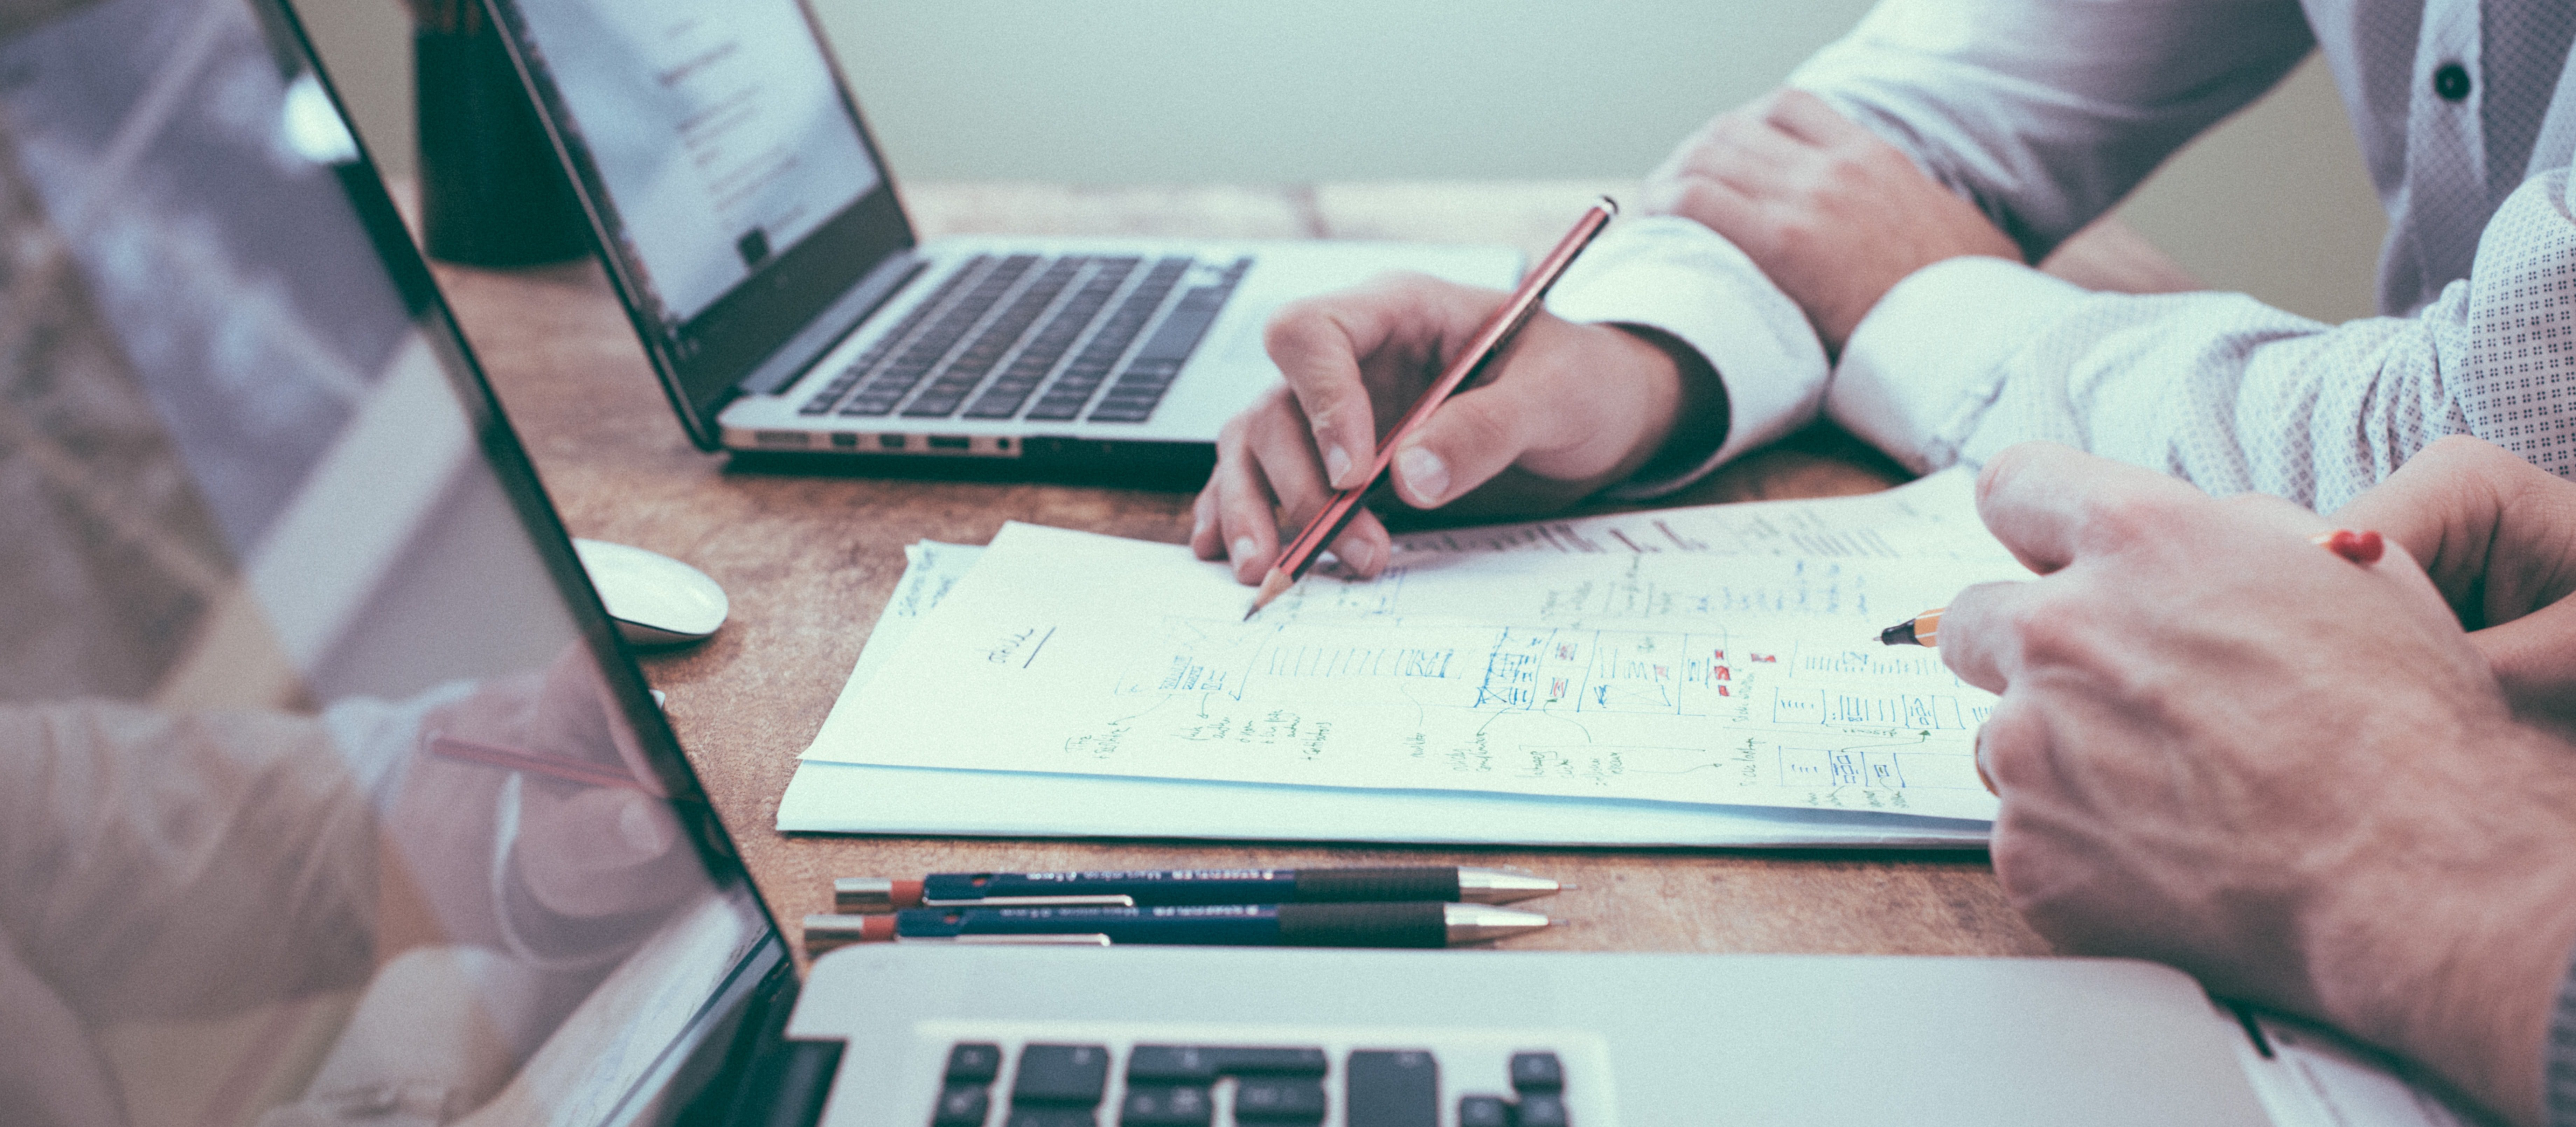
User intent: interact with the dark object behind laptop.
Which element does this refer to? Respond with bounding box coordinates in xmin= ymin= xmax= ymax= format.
xmin=413 ymin=0 xmax=586 ymax=266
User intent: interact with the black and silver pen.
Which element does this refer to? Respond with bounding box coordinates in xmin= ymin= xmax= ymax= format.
xmin=834 ymin=866 xmax=1561 ymax=911
xmin=801 ymin=902 xmax=1549 ymax=952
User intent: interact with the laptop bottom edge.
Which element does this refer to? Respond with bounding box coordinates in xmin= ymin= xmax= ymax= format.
xmin=723 ymin=437 xmax=1215 ymax=489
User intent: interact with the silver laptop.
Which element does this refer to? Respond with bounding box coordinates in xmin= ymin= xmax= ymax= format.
xmin=478 ymin=0 xmax=1521 ymax=473
xmin=0 ymin=2 xmax=2445 ymax=1124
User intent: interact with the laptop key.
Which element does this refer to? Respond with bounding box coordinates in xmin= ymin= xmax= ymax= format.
xmin=932 ymin=1083 xmax=991 ymax=1127
xmin=1004 ymin=1109 xmax=1093 ymax=1127
xmin=1508 ymin=1051 xmax=1564 ymax=1091
xmin=966 ymin=262 xmax=1138 ymax=418
xmin=947 ymin=1043 xmax=1004 ymax=1084
xmin=1345 ymin=1050 xmax=1437 ymax=1127
xmin=1204 ymin=1047 xmax=1328 ymax=1076
xmin=1456 ymin=1095 xmax=1512 ymax=1127
xmin=1013 ymin=1043 xmax=1111 ymax=1105
xmin=908 ymin=258 xmax=1083 ymax=417
xmin=1117 ymin=1085 xmax=1212 ymax=1126
xmin=802 ymin=256 xmax=986 ymax=415
xmin=1516 ymin=1093 xmax=1571 ymax=1127
xmin=1087 ymin=262 xmax=1245 ymax=425
xmin=1231 ymin=1078 xmax=1327 ymax=1123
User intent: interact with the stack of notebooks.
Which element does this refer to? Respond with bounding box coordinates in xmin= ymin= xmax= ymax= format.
xmin=779 ymin=471 xmax=2028 ymax=848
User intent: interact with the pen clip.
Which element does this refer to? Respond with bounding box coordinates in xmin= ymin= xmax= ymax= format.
xmin=900 ymin=933 xmax=1115 ymax=946
xmin=920 ymin=895 xmax=1137 ymax=908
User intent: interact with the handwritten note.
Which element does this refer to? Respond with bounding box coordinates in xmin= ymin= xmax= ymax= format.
xmin=803 ymin=472 xmax=2022 ymax=821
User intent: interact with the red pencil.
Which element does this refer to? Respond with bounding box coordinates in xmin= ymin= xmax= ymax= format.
xmin=1245 ymin=198 xmax=1620 ymax=618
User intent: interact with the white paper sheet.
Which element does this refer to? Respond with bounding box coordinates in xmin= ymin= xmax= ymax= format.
xmin=801 ymin=473 xmax=2022 ymax=824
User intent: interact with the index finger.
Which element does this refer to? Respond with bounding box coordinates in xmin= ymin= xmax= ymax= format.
xmin=1973 ymin=442 xmax=2206 ymax=575
xmin=1260 ymin=280 xmax=1441 ymax=492
xmin=1936 ymin=577 xmax=2035 ymax=694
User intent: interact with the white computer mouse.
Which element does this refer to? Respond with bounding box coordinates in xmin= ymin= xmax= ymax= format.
xmin=571 ymin=538 xmax=729 ymax=646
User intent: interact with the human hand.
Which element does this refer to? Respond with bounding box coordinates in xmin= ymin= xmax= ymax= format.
xmin=1939 ymin=442 xmax=2576 ymax=1127
xmin=1192 ymin=273 xmax=1717 ymax=584
xmin=389 ymin=648 xmax=696 ymax=956
xmin=1641 ymin=88 xmax=2020 ymax=354
xmin=2333 ymin=436 xmax=2576 ymax=739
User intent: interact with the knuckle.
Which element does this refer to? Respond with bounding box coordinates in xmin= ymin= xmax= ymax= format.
xmin=1262 ymin=305 xmax=1336 ymax=361
xmin=2078 ymin=492 xmax=2189 ymax=552
xmin=2000 ymin=590 xmax=2104 ymax=670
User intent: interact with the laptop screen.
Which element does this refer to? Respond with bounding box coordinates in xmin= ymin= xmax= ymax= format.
xmin=492 ymin=0 xmax=916 ymax=444
xmin=0 ymin=1 xmax=783 ymax=1124
xmin=505 ymin=0 xmax=880 ymax=326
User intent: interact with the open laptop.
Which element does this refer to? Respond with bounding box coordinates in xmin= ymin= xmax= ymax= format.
xmin=475 ymin=0 xmax=1522 ymax=474
xmin=0 ymin=1 xmax=2457 ymax=1124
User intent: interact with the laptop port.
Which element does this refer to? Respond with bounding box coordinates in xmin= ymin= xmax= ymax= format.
xmin=830 ymin=433 xmax=859 ymax=448
xmin=878 ymin=434 xmax=906 ymax=450
xmin=927 ymin=436 xmax=970 ymax=451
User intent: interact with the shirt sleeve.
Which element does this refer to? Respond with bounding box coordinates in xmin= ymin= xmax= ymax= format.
xmin=1544 ymin=215 xmax=1830 ymax=498
xmin=1787 ymin=0 xmax=2318 ymax=262
xmin=1830 ymin=168 xmax=2576 ymax=511
xmin=0 ymin=701 xmax=379 ymax=1024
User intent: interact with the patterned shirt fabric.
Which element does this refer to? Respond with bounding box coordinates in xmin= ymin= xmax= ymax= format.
xmin=1543 ymin=0 xmax=2576 ymax=513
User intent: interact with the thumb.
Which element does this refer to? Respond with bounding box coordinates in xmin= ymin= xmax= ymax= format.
xmin=1387 ymin=381 xmax=1545 ymax=509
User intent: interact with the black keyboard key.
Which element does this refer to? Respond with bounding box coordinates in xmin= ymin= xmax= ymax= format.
xmin=1126 ymin=1045 xmax=1329 ymax=1085
xmin=1125 ymin=1045 xmax=1218 ymax=1084
xmin=947 ymin=1043 xmax=1004 ymax=1084
xmin=1516 ymin=1093 xmax=1570 ymax=1127
xmin=1013 ymin=1044 xmax=1109 ymax=1105
xmin=1005 ymin=1109 xmax=1093 ymax=1127
xmin=1231 ymin=1078 xmax=1326 ymax=1123
xmin=1207 ymin=1047 xmax=1328 ymax=1076
xmin=1508 ymin=1052 xmax=1564 ymax=1092
xmin=1129 ymin=287 xmax=1226 ymax=363
xmin=1117 ymin=1085 xmax=1212 ymax=1126
xmin=1345 ymin=1051 xmax=1437 ymax=1127
xmin=906 ymin=260 xmax=1082 ymax=418
xmin=933 ymin=1084 xmax=991 ymax=1127
xmin=1457 ymin=1096 xmax=1512 ymax=1127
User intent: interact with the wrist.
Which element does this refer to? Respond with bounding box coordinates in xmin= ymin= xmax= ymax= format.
xmin=1600 ymin=322 xmax=1725 ymax=486
xmin=2304 ymin=721 xmax=2576 ymax=1125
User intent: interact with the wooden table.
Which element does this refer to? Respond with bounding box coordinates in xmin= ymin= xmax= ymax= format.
xmin=427 ymin=182 xmax=2186 ymax=963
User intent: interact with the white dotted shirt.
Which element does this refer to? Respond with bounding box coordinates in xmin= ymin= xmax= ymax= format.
xmin=1546 ymin=0 xmax=2576 ymax=513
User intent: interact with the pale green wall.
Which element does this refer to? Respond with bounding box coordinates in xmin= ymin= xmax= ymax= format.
xmin=293 ymin=0 xmax=2388 ymax=322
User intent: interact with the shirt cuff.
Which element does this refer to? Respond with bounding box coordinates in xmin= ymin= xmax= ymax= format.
xmin=1543 ymin=215 xmax=1830 ymax=499
xmin=1830 ymin=256 xmax=2089 ymax=473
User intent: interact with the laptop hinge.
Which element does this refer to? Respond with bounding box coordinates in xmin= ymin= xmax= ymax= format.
xmin=734 ymin=251 xmax=927 ymax=398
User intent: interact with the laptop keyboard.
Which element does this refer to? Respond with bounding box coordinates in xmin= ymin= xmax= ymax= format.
xmin=914 ymin=1030 xmax=1594 ymax=1127
xmin=798 ymin=253 xmax=1249 ymax=426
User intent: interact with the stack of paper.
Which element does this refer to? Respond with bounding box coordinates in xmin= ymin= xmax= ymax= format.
xmin=778 ymin=470 xmax=2031 ymax=847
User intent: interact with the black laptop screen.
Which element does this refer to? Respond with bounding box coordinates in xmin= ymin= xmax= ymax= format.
xmin=0 ymin=1 xmax=780 ymax=1124
xmin=492 ymin=0 xmax=915 ymax=443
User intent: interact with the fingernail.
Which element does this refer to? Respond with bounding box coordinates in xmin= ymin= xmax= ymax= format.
xmin=1191 ymin=516 xmax=1209 ymax=543
xmin=1323 ymin=444 xmax=1353 ymax=487
xmin=1232 ymin=536 xmax=1259 ymax=562
xmin=1343 ymin=538 xmax=1378 ymax=574
xmin=1396 ymin=446 xmax=1448 ymax=505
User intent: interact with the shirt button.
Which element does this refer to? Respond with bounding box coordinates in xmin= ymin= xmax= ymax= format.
xmin=2434 ymin=62 xmax=2472 ymax=102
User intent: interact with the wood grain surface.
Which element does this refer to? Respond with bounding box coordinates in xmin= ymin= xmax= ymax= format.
xmin=430 ymin=182 xmax=2067 ymax=964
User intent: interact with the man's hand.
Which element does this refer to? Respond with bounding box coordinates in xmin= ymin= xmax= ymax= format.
xmin=1938 ymin=442 xmax=2576 ymax=1127
xmin=1192 ymin=273 xmax=1719 ymax=584
xmin=2334 ymin=436 xmax=2576 ymax=739
xmin=1641 ymin=88 xmax=2020 ymax=354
